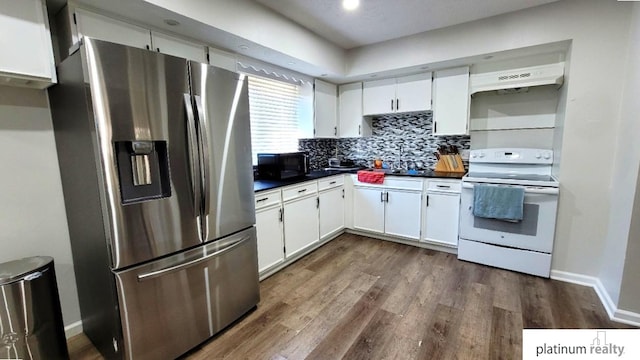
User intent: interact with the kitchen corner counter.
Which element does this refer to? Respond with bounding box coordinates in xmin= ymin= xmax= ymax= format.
xmin=254 ymin=169 xmax=465 ymax=192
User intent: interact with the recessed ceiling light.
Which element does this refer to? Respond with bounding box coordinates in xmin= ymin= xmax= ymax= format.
xmin=164 ymin=19 xmax=180 ymax=26
xmin=343 ymin=0 xmax=359 ymax=11
xmin=238 ymin=45 xmax=249 ymax=51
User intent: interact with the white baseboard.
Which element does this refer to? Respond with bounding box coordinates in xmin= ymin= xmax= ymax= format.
xmin=550 ymin=270 xmax=640 ymax=327
xmin=64 ymin=320 xmax=83 ymax=339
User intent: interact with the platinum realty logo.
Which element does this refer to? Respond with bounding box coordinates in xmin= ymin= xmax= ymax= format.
xmin=523 ymin=329 xmax=640 ymax=359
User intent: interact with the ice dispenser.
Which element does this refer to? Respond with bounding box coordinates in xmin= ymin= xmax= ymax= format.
xmin=115 ymin=140 xmax=171 ymax=204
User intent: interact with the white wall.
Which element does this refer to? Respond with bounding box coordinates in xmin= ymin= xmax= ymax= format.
xmin=600 ymin=2 xmax=640 ymax=312
xmin=140 ymin=0 xmax=345 ymax=75
xmin=347 ymin=0 xmax=634 ymax=278
xmin=0 ymin=86 xmax=80 ymax=329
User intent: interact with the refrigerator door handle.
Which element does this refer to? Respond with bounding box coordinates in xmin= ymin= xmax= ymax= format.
xmin=137 ymin=233 xmax=250 ymax=281
xmin=184 ymin=94 xmax=202 ymax=219
xmin=193 ymin=95 xmax=211 ymax=218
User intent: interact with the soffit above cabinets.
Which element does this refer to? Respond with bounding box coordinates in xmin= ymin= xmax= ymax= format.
xmin=254 ymin=0 xmax=559 ymax=49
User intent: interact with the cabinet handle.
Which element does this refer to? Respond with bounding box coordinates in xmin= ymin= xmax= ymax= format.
xmin=334 ymin=126 xmax=337 ymax=136
xmin=256 ymin=197 xmax=269 ymax=202
xmin=390 ymin=99 xmax=394 ymax=111
xmin=342 ymin=189 xmax=345 ymax=198
xmin=280 ymin=208 xmax=284 ymax=222
xmin=298 ymin=189 xmax=307 ymax=193
xmin=436 ymin=185 xmax=451 ymax=189
xmin=385 ymin=192 xmax=389 ymax=202
xmin=434 ymin=122 xmax=437 ymax=133
xmin=329 ymin=181 xmax=337 ymax=185
xmin=396 ymin=99 xmax=399 ymax=111
xmin=426 ymin=195 xmax=429 ymax=207
xmin=316 ymin=197 xmax=320 ymax=209
xmin=145 ymin=45 xmax=150 ymax=50
xmin=380 ymin=192 xmax=384 ymax=203
xmin=358 ymin=124 xmax=361 ymax=135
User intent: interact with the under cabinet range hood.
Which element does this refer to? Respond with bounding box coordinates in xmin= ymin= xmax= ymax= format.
xmin=470 ymin=63 xmax=564 ymax=95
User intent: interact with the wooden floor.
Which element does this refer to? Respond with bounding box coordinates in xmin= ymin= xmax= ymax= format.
xmin=69 ymin=233 xmax=631 ymax=360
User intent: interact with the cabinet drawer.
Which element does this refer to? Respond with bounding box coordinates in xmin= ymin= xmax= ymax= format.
xmin=426 ymin=180 xmax=461 ymax=193
xmin=352 ymin=175 xmax=423 ymax=191
xmin=318 ymin=176 xmax=344 ymax=191
xmin=254 ymin=189 xmax=281 ymax=209
xmin=282 ymin=181 xmax=318 ymax=202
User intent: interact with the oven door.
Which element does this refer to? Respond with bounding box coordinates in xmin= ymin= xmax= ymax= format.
xmin=459 ymin=182 xmax=559 ymax=253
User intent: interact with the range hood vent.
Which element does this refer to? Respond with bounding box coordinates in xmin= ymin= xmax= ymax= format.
xmin=470 ymin=63 xmax=564 ymax=95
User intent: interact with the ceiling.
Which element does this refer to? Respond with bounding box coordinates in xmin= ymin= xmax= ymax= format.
xmin=255 ymin=0 xmax=559 ymax=49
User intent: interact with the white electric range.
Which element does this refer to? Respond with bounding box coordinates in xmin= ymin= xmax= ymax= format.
xmin=458 ymin=148 xmax=559 ymax=277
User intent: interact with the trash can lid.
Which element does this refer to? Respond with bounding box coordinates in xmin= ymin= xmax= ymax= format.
xmin=0 ymin=256 xmax=53 ymax=285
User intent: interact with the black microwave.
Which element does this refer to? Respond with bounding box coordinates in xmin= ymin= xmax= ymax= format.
xmin=257 ymin=152 xmax=309 ymax=180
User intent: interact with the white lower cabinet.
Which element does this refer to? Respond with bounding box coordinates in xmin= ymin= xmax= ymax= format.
xmin=319 ymin=186 xmax=345 ymax=240
xmin=422 ymin=180 xmax=462 ymax=247
xmin=254 ymin=189 xmax=284 ymax=273
xmin=353 ymin=187 xmax=385 ymax=233
xmin=353 ymin=184 xmax=422 ymax=240
xmin=255 ymin=205 xmax=284 ymax=272
xmin=283 ymin=183 xmax=320 ymax=258
xmin=384 ymin=190 xmax=422 ymax=240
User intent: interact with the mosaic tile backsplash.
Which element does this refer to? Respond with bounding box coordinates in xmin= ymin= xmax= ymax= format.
xmin=299 ymin=112 xmax=470 ymax=170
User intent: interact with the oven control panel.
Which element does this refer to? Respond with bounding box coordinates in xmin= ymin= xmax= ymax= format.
xmin=469 ymin=148 xmax=553 ymax=164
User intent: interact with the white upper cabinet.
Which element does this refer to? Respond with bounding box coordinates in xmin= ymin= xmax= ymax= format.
xmin=362 ymin=78 xmax=396 ymax=115
xmin=314 ymin=79 xmax=338 ymax=138
xmin=75 ymin=9 xmax=206 ymax=63
xmin=0 ymin=0 xmax=56 ymax=88
xmin=432 ymin=66 xmax=470 ymax=136
xmin=362 ymin=73 xmax=432 ymax=116
xmin=151 ymin=31 xmax=206 ymax=63
xmin=208 ymin=47 xmax=237 ymax=72
xmin=339 ymin=82 xmax=370 ymax=137
xmin=75 ymin=9 xmax=151 ymax=50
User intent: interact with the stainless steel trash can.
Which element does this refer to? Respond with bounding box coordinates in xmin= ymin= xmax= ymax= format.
xmin=0 ymin=256 xmax=69 ymax=359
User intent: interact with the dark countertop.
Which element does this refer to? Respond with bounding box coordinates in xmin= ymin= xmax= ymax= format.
xmin=254 ymin=169 xmax=465 ymax=192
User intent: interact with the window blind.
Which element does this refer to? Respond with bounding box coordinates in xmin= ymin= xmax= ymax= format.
xmin=247 ymin=75 xmax=313 ymax=164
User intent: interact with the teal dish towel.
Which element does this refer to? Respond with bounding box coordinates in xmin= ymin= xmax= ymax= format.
xmin=473 ymin=184 xmax=525 ymax=221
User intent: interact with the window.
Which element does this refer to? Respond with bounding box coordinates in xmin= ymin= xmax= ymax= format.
xmin=247 ymin=75 xmax=313 ymax=164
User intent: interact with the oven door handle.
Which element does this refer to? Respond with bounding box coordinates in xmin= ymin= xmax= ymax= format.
xmin=462 ymin=182 xmax=559 ymax=195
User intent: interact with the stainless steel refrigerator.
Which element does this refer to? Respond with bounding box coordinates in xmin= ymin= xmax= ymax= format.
xmin=49 ymin=38 xmax=259 ymax=359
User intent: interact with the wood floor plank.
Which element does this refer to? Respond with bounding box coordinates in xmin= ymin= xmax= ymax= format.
xmin=67 ymin=234 xmax=634 ymax=360
xmin=341 ymin=309 xmax=402 ymax=360
xmin=489 ymin=307 xmax=523 ymax=360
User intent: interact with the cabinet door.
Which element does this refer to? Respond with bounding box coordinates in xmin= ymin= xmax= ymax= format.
xmin=353 ymin=187 xmax=385 ymax=233
xmin=433 ymin=66 xmax=470 ymax=136
xmin=339 ymin=82 xmax=370 ymax=137
xmin=0 ymin=0 xmax=55 ymax=85
xmin=256 ymin=206 xmax=284 ymax=272
xmin=314 ymin=79 xmax=338 ymax=138
xmin=424 ymin=192 xmax=460 ymax=246
xmin=75 ymin=9 xmax=151 ymax=50
xmin=151 ymin=31 xmax=207 ymax=63
xmin=362 ymin=78 xmax=396 ymax=116
xmin=283 ymin=196 xmax=319 ymax=258
xmin=384 ymin=190 xmax=422 ymax=239
xmin=396 ymin=73 xmax=432 ymax=112
xmin=319 ymin=187 xmax=345 ymax=239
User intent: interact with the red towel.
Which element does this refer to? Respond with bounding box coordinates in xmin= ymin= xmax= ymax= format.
xmin=357 ymin=170 xmax=385 ymax=184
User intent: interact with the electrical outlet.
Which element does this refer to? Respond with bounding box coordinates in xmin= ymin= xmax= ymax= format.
xmin=460 ymin=149 xmax=470 ymax=160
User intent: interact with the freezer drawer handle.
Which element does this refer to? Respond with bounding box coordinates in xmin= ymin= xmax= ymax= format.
xmin=136 ymin=235 xmax=249 ymax=281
